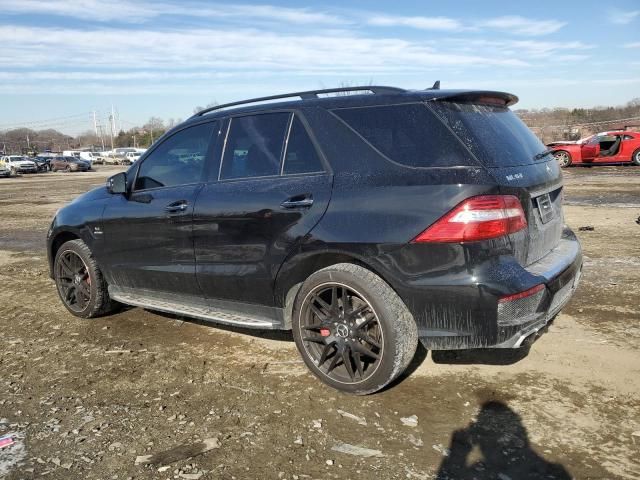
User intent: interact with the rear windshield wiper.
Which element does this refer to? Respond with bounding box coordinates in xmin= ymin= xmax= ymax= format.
xmin=533 ymin=149 xmax=554 ymax=160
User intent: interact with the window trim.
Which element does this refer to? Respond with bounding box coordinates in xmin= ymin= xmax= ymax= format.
xmin=132 ymin=119 xmax=219 ymax=193
xmin=217 ymin=110 xmax=292 ymax=182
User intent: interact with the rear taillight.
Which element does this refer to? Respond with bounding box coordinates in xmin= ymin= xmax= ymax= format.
xmin=411 ymin=195 xmax=527 ymax=243
xmin=498 ymin=284 xmax=544 ymax=303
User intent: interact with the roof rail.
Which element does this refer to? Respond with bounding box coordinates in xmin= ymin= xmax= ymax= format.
xmin=191 ymin=85 xmax=406 ymax=118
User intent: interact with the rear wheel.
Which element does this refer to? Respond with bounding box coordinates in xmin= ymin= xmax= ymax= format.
xmin=292 ymin=263 xmax=418 ymax=395
xmin=632 ymin=149 xmax=640 ymax=166
xmin=54 ymin=239 xmax=118 ymax=318
xmin=554 ymin=150 xmax=572 ymax=168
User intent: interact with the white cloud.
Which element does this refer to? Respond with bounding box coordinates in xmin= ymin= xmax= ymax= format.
xmin=0 ymin=25 xmax=529 ymax=74
xmin=367 ymin=15 xmax=463 ymax=31
xmin=624 ymin=42 xmax=640 ymax=48
xmin=607 ymin=8 xmax=640 ymax=25
xmin=477 ymin=16 xmax=566 ymax=36
xmin=0 ymin=0 xmax=347 ymax=25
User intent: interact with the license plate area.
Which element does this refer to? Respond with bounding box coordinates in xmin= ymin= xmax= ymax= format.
xmin=536 ymin=193 xmax=555 ymax=224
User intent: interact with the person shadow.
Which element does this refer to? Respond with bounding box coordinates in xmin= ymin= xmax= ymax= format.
xmin=436 ymin=401 xmax=571 ymax=480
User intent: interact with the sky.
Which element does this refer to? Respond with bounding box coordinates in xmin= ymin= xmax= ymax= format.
xmin=0 ymin=0 xmax=639 ymax=135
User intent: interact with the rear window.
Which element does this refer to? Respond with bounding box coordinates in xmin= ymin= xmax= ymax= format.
xmin=333 ymin=103 xmax=475 ymax=168
xmin=428 ymin=101 xmax=546 ymax=167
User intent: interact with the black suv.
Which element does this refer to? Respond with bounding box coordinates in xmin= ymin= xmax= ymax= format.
xmin=47 ymin=86 xmax=582 ymax=394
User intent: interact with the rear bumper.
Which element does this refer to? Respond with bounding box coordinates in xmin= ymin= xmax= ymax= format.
xmin=375 ymin=227 xmax=582 ymax=350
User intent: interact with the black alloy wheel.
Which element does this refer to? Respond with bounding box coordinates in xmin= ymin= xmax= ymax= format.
xmin=299 ymin=283 xmax=383 ymax=384
xmin=55 ymin=250 xmax=91 ymax=313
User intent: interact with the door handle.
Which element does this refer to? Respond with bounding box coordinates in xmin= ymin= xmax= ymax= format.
xmin=165 ymin=200 xmax=189 ymax=214
xmin=281 ymin=195 xmax=313 ymax=209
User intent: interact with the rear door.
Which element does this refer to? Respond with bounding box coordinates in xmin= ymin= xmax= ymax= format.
xmin=193 ymin=112 xmax=332 ymax=307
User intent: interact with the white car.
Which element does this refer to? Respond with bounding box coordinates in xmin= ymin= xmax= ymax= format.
xmin=0 ymin=155 xmax=37 ymax=174
xmin=0 ymin=157 xmax=10 ymax=177
xmin=124 ymin=151 xmax=142 ymax=164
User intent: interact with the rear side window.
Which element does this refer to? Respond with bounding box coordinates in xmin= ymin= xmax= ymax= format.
xmin=429 ymin=101 xmax=546 ymax=167
xmin=220 ymin=113 xmax=290 ymax=180
xmin=333 ymin=103 xmax=474 ymax=168
xmin=283 ymin=116 xmax=324 ymax=175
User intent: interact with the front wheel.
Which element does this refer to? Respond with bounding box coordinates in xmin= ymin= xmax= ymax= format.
xmin=632 ymin=149 xmax=640 ymax=166
xmin=54 ymin=239 xmax=119 ymax=318
xmin=554 ymin=150 xmax=572 ymax=168
xmin=292 ymin=263 xmax=418 ymax=395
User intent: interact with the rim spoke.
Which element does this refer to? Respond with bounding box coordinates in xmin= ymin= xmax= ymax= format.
xmin=318 ymin=342 xmax=334 ymax=367
xmin=59 ymin=255 xmax=75 ymax=276
xmin=326 ymin=350 xmax=341 ymax=374
xmin=77 ymin=281 xmax=90 ymax=299
xmin=346 ymin=303 xmax=368 ymax=320
xmin=343 ymin=348 xmax=355 ymax=380
xmin=360 ymin=334 xmax=381 ymax=349
xmin=303 ymin=336 xmax=325 ymax=345
xmin=355 ymin=313 xmax=376 ymax=331
xmin=353 ymin=351 xmax=364 ymax=378
xmin=341 ymin=287 xmax=350 ymax=314
xmin=312 ymin=294 xmax=332 ymax=316
xmin=351 ymin=341 xmax=379 ymax=360
xmin=310 ymin=304 xmax=329 ymax=322
xmin=330 ymin=287 xmax=338 ymax=313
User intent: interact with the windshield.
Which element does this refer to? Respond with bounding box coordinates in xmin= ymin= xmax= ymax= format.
xmin=428 ymin=101 xmax=546 ymax=167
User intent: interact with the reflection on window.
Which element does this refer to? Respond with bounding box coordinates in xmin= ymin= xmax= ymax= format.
xmin=283 ymin=116 xmax=324 ymax=175
xmin=220 ymin=113 xmax=290 ymax=180
xmin=135 ymin=122 xmax=215 ymax=190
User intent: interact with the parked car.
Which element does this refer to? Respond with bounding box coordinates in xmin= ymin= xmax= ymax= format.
xmin=63 ymin=151 xmax=94 ymax=169
xmin=0 ymin=155 xmax=37 ymax=174
xmin=51 ymin=156 xmax=90 ymax=172
xmin=124 ymin=151 xmax=142 ymax=164
xmin=47 ymin=85 xmax=582 ymax=394
xmin=33 ymin=155 xmax=53 ymax=172
xmin=548 ymin=131 xmax=640 ymax=167
xmin=0 ymin=157 xmax=11 ymax=177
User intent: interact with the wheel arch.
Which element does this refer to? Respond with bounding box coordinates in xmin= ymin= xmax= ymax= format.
xmin=275 ymin=249 xmax=393 ymax=329
xmin=48 ymin=230 xmax=81 ymax=277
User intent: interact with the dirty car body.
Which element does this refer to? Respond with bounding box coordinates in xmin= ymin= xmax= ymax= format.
xmin=47 ymin=86 xmax=582 ymax=393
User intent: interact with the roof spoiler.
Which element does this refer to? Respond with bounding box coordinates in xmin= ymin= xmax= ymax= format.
xmin=432 ymin=91 xmax=519 ymax=107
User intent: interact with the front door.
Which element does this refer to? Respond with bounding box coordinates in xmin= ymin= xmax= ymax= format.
xmin=580 ymin=136 xmax=600 ymax=163
xmin=193 ymin=112 xmax=332 ymax=307
xmin=101 ymin=120 xmax=221 ymax=296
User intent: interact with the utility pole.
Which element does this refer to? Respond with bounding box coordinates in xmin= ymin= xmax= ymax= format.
xmin=93 ymin=111 xmax=98 ymax=136
xmin=26 ymin=134 xmax=30 ymax=150
xmin=98 ymin=125 xmax=105 ymax=151
xmin=109 ymin=105 xmax=116 ymax=150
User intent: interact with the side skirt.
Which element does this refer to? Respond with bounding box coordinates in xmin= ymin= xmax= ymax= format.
xmin=108 ymin=286 xmax=285 ymax=330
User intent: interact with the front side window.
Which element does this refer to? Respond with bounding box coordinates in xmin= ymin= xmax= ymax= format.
xmin=135 ymin=122 xmax=215 ymax=190
xmin=283 ymin=116 xmax=324 ymax=175
xmin=220 ymin=113 xmax=290 ymax=180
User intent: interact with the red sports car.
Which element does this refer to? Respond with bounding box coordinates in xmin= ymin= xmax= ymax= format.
xmin=548 ymin=131 xmax=640 ymax=167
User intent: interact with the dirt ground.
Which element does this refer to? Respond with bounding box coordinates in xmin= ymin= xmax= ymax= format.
xmin=1 ymin=166 xmax=639 ymax=479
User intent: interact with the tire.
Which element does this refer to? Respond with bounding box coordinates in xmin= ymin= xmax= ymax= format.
xmin=632 ymin=149 xmax=640 ymax=166
xmin=64 ymin=166 xmax=71 ymax=172
xmin=554 ymin=150 xmax=572 ymax=168
xmin=292 ymin=263 xmax=418 ymax=395
xmin=53 ymin=239 xmax=118 ymax=318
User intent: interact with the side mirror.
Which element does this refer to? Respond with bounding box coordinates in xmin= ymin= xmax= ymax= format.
xmin=107 ymin=172 xmax=127 ymax=194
